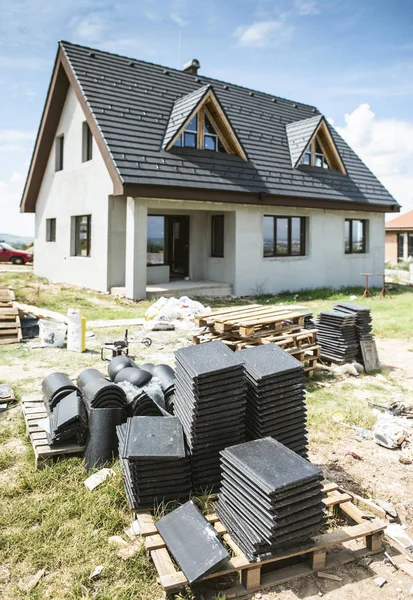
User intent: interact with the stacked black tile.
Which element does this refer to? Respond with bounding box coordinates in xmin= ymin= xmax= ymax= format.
xmin=117 ymin=416 xmax=191 ymax=510
xmin=42 ymin=372 xmax=78 ymax=410
xmin=47 ymin=391 xmax=88 ymax=445
xmin=303 ymin=312 xmax=316 ymax=330
xmin=334 ymin=302 xmax=373 ymax=341
xmin=216 ymin=437 xmax=326 ymax=562
xmin=238 ymin=344 xmax=308 ymax=458
xmin=174 ymin=341 xmax=246 ymax=493
xmin=316 ymin=310 xmax=359 ymax=363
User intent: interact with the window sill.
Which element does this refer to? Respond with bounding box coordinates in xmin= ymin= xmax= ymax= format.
xmin=345 ymin=253 xmax=369 ymax=257
xmin=263 ymin=255 xmax=308 ymax=262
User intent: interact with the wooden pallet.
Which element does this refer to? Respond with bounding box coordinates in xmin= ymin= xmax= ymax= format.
xmin=0 ymin=288 xmax=21 ymax=344
xmin=21 ymin=396 xmax=85 ymax=470
xmin=137 ymin=482 xmax=386 ymax=597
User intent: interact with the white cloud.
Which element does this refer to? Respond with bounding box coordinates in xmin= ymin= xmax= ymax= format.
xmin=0 ymin=129 xmax=35 ymax=153
xmin=170 ymin=0 xmax=188 ymax=26
xmin=0 ymin=56 xmax=51 ymax=71
xmin=234 ymin=19 xmax=294 ymax=48
xmin=294 ymin=0 xmax=321 ymax=16
xmin=337 ymin=104 xmax=413 ymax=213
xmin=70 ymin=13 xmax=109 ymax=43
xmin=0 ymin=173 xmax=34 ymax=237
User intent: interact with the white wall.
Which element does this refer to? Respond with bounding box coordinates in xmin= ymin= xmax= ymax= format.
xmin=34 ymin=86 xmax=114 ymax=291
xmin=136 ymin=197 xmax=385 ymax=296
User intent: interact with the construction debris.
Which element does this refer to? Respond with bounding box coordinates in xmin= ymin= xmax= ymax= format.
xmin=0 ymin=287 xmax=22 ymax=345
xmin=84 ymin=468 xmax=116 ymax=491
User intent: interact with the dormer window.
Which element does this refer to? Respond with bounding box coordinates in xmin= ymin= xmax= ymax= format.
xmin=174 ymin=115 xmax=198 ymax=148
xmin=165 ymin=85 xmax=247 ymax=160
xmin=300 ymin=139 xmax=329 ymax=169
xmin=174 ymin=110 xmax=226 ymax=152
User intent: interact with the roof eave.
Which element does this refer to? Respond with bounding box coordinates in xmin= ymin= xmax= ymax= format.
xmin=122 ymin=182 xmax=400 ymax=213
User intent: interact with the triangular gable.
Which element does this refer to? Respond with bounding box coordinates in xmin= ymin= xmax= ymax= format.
xmin=20 ymin=44 xmax=123 ymax=213
xmin=286 ymin=115 xmax=347 ymax=175
xmin=163 ymin=86 xmax=247 ymax=160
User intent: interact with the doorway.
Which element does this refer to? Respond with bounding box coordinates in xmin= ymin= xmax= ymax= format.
xmin=147 ymin=215 xmax=190 ymax=279
xmin=167 ymin=216 xmax=189 ymax=278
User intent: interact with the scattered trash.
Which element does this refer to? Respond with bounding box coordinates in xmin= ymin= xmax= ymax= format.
xmin=349 ymin=295 xmax=357 ymax=301
xmin=84 ymin=468 xmax=116 ymax=491
xmin=374 ymin=500 xmax=398 ymax=520
xmin=373 ymin=576 xmax=387 ymax=587
xmin=353 ymin=361 xmax=364 ymax=374
xmin=144 ymin=296 xmax=210 ymax=331
xmin=345 ymin=450 xmax=363 ymax=460
xmin=385 ymin=524 xmax=413 ymax=550
xmin=373 ymin=411 xmax=408 ymax=449
xmin=317 ymin=572 xmax=343 ymax=581
xmin=331 ymin=363 xmax=359 ymax=377
xmin=89 ymin=565 xmax=104 ymax=580
xmin=360 ymin=557 xmax=373 ymax=566
xmin=39 ymin=319 xmax=67 ymax=348
xmin=124 ymin=520 xmax=141 ymax=539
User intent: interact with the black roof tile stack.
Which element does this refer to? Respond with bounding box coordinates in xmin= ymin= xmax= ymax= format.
xmin=216 ymin=438 xmax=326 ymax=561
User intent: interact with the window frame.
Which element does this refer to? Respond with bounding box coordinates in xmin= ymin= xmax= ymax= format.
xmin=55 ymin=135 xmax=64 ymax=172
xmin=174 ymin=108 xmax=227 ymax=153
xmin=345 ymin=218 xmax=367 ymax=254
xmin=46 ymin=218 xmax=56 ymax=242
xmin=82 ymin=122 xmax=93 ymax=162
xmin=263 ymin=216 xmax=306 ymax=258
xmin=211 ymin=214 xmax=225 ymax=258
xmin=300 ymin=138 xmax=329 ymax=169
xmin=74 ymin=215 xmax=91 ymax=257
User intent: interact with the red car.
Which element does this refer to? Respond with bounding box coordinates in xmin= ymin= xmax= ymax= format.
xmin=0 ymin=242 xmax=33 ymax=265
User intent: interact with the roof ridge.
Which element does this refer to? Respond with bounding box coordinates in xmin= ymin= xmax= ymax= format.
xmin=58 ymin=40 xmax=320 ymax=111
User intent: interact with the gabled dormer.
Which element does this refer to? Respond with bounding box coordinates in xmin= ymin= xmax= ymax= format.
xmin=286 ymin=115 xmax=347 ymax=175
xmin=163 ymin=85 xmax=247 ymax=160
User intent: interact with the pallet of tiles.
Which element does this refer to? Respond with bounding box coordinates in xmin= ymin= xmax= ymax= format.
xmin=137 ymin=481 xmax=386 ymax=598
xmin=21 ymin=396 xmax=85 ymax=470
xmin=0 ymin=287 xmax=21 ymax=345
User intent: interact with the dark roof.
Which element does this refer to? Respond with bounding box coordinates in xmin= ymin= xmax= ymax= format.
xmin=286 ymin=115 xmax=323 ymax=167
xmin=32 ymin=41 xmax=400 ymax=210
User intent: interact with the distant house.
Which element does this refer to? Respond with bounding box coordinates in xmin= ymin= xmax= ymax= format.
xmin=385 ymin=210 xmax=413 ymax=264
xmin=20 ymin=41 xmax=399 ymax=299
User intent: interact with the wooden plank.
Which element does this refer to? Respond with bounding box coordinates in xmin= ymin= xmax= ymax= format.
xmin=236 ymin=310 xmax=306 ymax=327
xmin=145 ymin=534 xmax=166 ymax=551
xmin=36 ymin=442 xmax=86 ymax=457
xmin=151 ymin=548 xmax=178 ymax=578
xmin=341 ymin=490 xmax=387 ymax=519
xmin=323 ymin=493 xmax=352 ymax=508
xmin=241 ymin=565 xmax=261 ymax=591
xmin=0 ymin=337 xmax=19 ymax=345
xmin=322 ymin=482 xmax=339 ymax=494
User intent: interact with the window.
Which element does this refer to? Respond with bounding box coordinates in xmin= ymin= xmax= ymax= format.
xmin=74 ymin=215 xmax=91 ymax=257
xmin=345 ymin=219 xmax=366 ymax=254
xmin=174 ymin=109 xmax=226 ymax=153
xmin=211 ymin=215 xmax=224 ymax=257
xmin=409 ymin=233 xmax=413 ymax=258
xmin=263 ymin=216 xmax=306 ymax=257
xmin=55 ymin=135 xmax=64 ymax=171
xmin=397 ymin=233 xmax=404 ymax=261
xmin=82 ymin=122 xmax=93 ymax=162
xmin=46 ymin=218 xmax=56 ymax=242
xmin=147 ymin=216 xmax=166 ymax=265
xmin=300 ymin=138 xmax=329 ymax=169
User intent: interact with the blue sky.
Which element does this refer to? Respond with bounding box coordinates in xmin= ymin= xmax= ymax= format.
xmin=1 ymin=0 xmax=412 ymax=236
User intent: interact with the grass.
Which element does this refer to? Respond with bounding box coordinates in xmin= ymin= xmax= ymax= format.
xmin=0 ymin=272 xmax=412 ymax=597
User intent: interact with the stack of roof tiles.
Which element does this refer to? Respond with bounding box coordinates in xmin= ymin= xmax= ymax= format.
xmin=47 ymin=392 xmax=87 ymax=446
xmin=316 ymin=310 xmax=359 ymax=363
xmin=334 ymin=302 xmax=373 ymax=341
xmin=216 ymin=438 xmax=326 ymax=561
xmin=174 ymin=341 xmax=246 ymax=492
xmin=117 ymin=416 xmax=191 ymax=510
xmin=238 ymin=344 xmax=308 ymax=458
